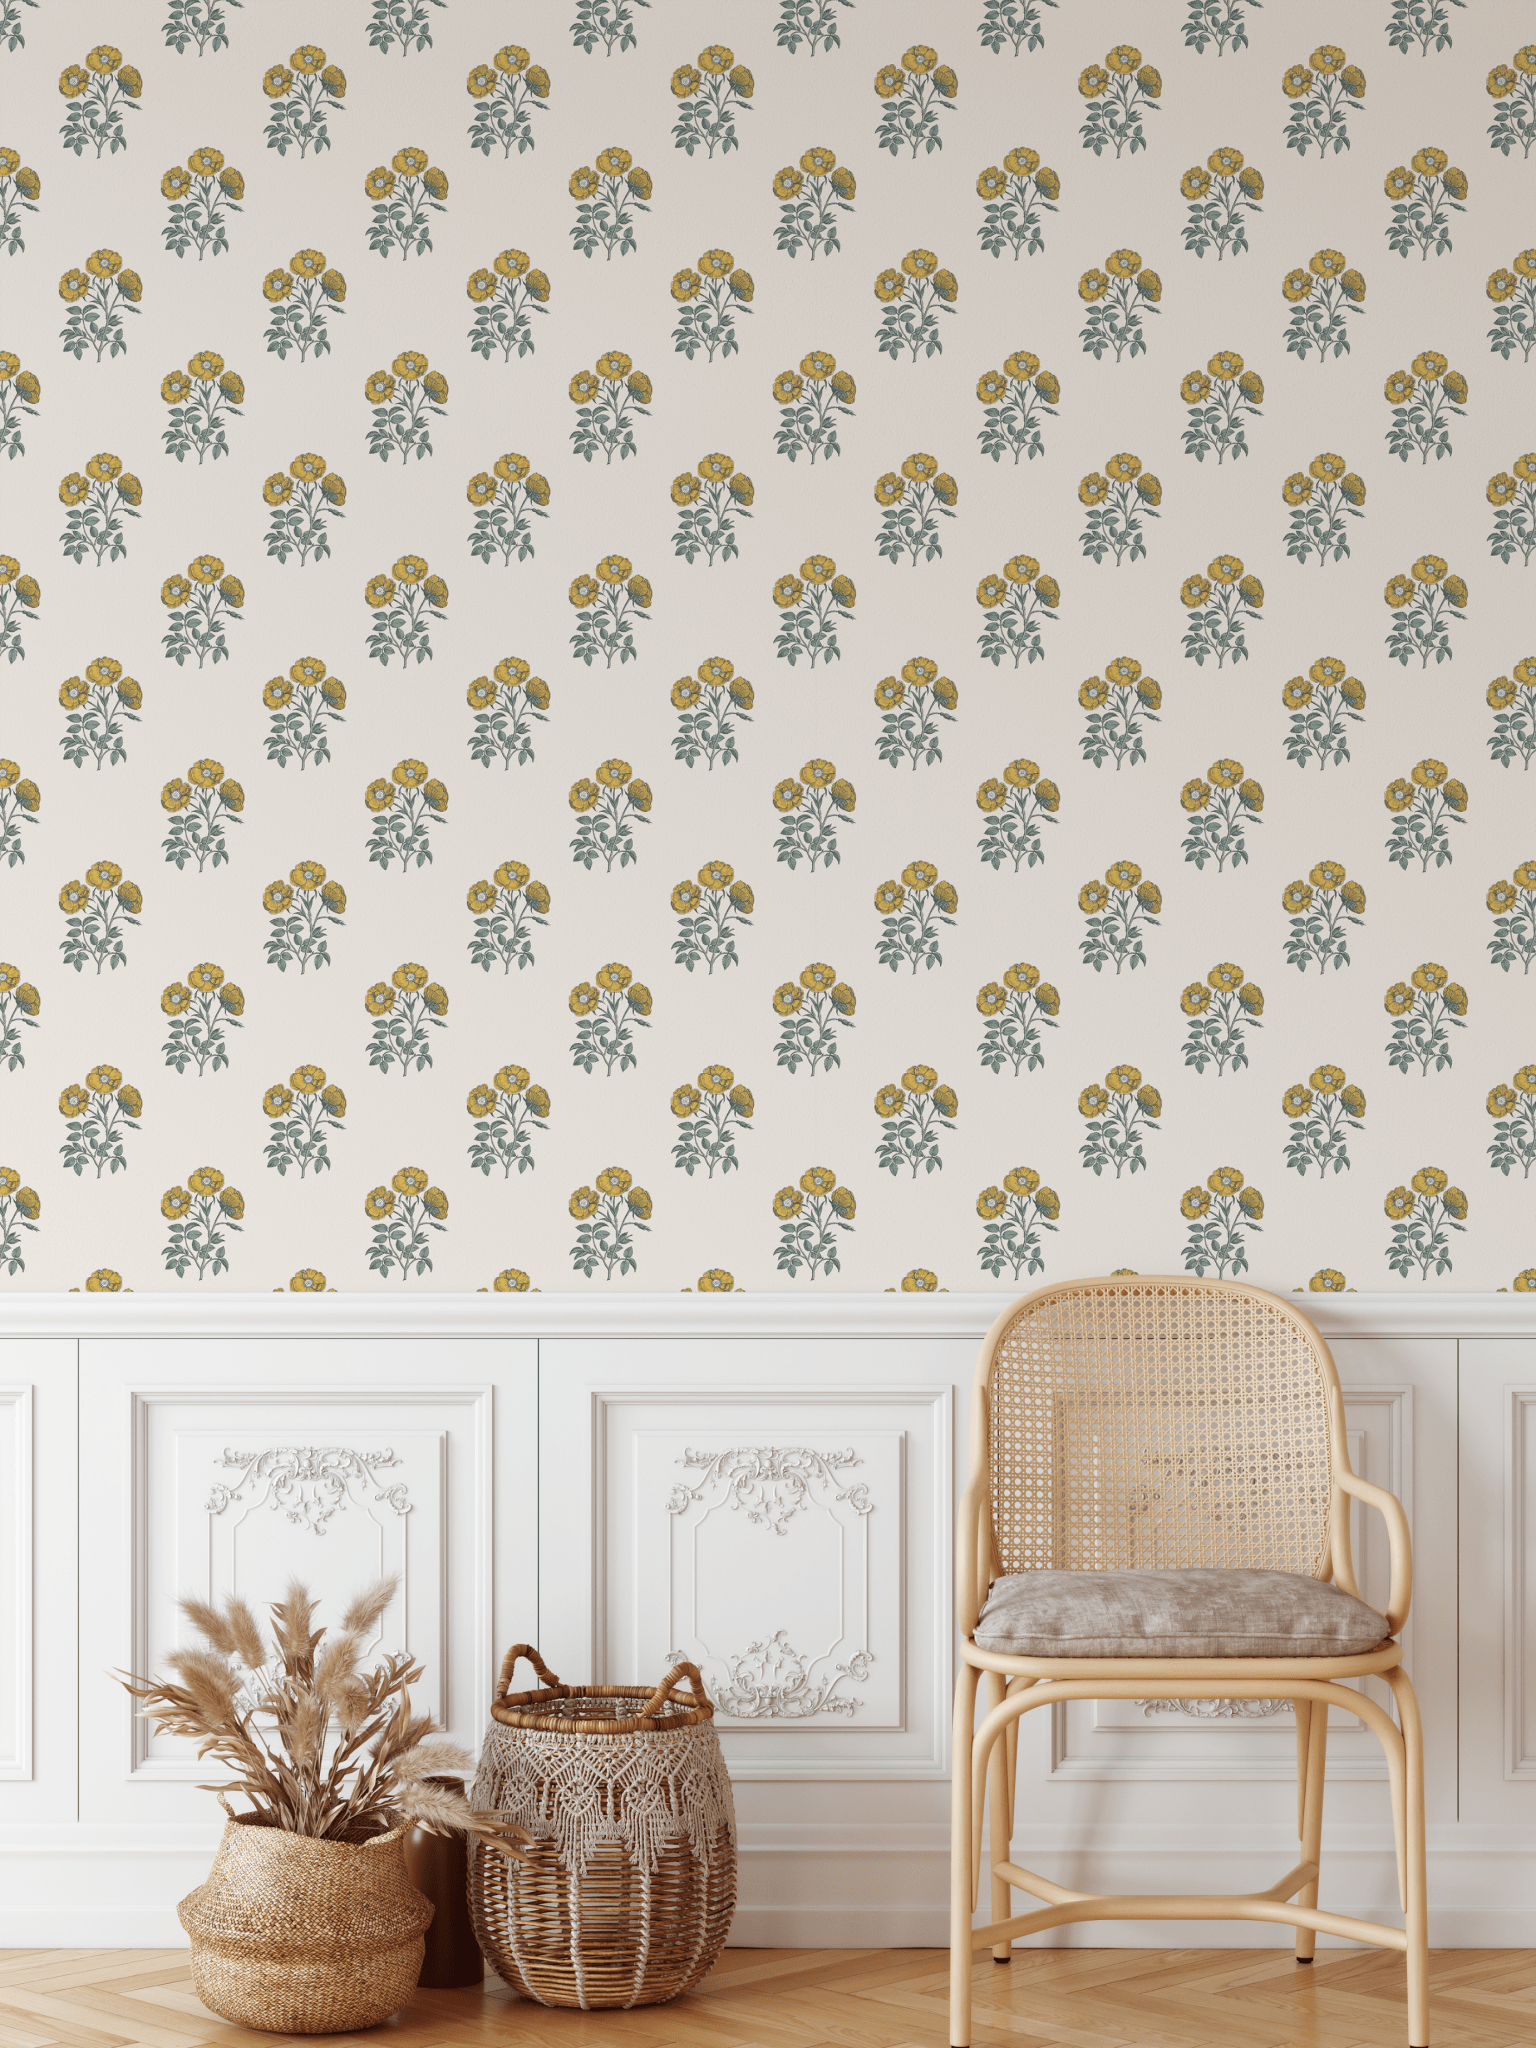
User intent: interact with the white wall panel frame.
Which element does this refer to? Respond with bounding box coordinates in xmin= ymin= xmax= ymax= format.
xmin=1505 ymin=1386 xmax=1536 ymax=1780
xmin=597 ymin=1392 xmax=943 ymax=1774
xmin=0 ymin=1383 xmax=33 ymax=1781
xmin=1459 ymin=1341 xmax=1536 ymax=1832
xmin=126 ymin=1392 xmax=475 ymax=1777
xmin=75 ymin=1339 xmax=533 ymax=1826
xmin=1507 ymin=1384 xmax=1531 ymax=1785
xmin=0 ymin=1340 xmax=78 ymax=1823
xmin=538 ymin=1339 xmax=961 ymax=1781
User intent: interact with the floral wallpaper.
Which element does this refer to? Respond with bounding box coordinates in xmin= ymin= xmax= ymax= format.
xmin=1 ymin=0 xmax=1533 ymax=1295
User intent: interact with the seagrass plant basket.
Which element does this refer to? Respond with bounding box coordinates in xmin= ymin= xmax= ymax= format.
xmin=468 ymin=1645 xmax=737 ymax=2009
xmin=178 ymin=1813 xmax=433 ymax=2035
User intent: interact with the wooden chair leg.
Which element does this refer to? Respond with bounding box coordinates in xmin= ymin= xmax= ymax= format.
xmin=984 ymin=1671 xmax=1012 ymax=1959
xmin=1388 ymin=1667 xmax=1430 ymax=2046
xmin=1294 ymin=1690 xmax=1329 ymax=1961
xmin=950 ymin=1663 xmax=980 ymax=2048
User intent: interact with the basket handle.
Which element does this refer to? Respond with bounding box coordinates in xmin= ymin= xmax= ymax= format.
xmin=493 ymin=1643 xmax=566 ymax=1703
xmin=638 ymin=1659 xmax=712 ymax=1719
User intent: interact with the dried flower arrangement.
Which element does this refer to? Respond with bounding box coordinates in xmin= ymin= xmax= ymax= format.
xmin=118 ymin=1576 xmax=524 ymax=1849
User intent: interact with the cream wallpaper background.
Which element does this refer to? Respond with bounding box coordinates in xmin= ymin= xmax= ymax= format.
xmin=1 ymin=0 xmax=1533 ymax=1294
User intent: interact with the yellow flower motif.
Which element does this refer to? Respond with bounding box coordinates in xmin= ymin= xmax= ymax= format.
xmin=1486 ymin=1081 xmax=1522 ymax=1121
xmin=1303 ymin=1269 xmax=1347 ymax=1295
xmin=1281 ymin=1081 xmax=1318 ymax=1120
xmin=1384 ymin=982 xmax=1415 ymax=1018
xmin=1078 ymin=1085 xmax=1109 ymax=1118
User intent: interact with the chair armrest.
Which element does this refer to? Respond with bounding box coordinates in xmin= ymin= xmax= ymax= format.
xmin=1337 ymin=1466 xmax=1412 ymax=1635
xmin=956 ymin=1465 xmax=987 ymax=1637
xmin=956 ymin=1382 xmax=990 ymax=1636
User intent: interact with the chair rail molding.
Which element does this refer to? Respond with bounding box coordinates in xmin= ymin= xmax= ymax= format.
xmin=2 ymin=1289 xmax=1533 ymax=1339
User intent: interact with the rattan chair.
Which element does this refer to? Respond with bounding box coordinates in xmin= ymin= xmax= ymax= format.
xmin=950 ymin=1277 xmax=1427 ymax=2046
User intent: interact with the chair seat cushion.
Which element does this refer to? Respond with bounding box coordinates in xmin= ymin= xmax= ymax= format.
xmin=973 ymin=1568 xmax=1389 ymax=1659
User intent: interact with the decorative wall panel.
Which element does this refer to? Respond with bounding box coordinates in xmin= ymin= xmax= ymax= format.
xmin=658 ymin=1438 xmax=896 ymax=1725
xmin=1458 ymin=1338 xmax=1536 ymax=1829
xmin=0 ymin=4 xmax=1533 ymax=1298
xmin=1505 ymin=1388 xmax=1536 ymax=1777
xmin=540 ymin=1338 xmax=953 ymax=1778
xmin=74 ymin=1337 xmax=515 ymax=1823
xmin=175 ymin=1427 xmax=442 ymax=1721
xmin=602 ymin=1392 xmax=945 ymax=1775
xmin=0 ymin=1384 xmax=32 ymax=1780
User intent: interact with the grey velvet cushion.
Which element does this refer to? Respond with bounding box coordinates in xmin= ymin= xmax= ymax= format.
xmin=974 ymin=1568 xmax=1389 ymax=1659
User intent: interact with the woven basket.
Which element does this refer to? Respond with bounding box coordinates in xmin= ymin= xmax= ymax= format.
xmin=178 ymin=1813 xmax=433 ymax=2034
xmin=467 ymin=1645 xmax=736 ymax=2009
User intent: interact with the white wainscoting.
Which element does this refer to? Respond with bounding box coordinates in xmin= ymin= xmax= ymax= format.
xmin=0 ymin=1294 xmax=1533 ymax=1950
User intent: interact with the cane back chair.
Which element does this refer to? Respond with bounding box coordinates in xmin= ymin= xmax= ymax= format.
xmin=950 ymin=1278 xmax=1427 ymax=2046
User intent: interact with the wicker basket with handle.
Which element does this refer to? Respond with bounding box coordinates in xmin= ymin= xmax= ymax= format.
xmin=467 ymin=1644 xmax=737 ymax=2009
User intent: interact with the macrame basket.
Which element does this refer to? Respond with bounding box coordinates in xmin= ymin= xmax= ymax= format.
xmin=467 ymin=1645 xmax=737 ymax=2009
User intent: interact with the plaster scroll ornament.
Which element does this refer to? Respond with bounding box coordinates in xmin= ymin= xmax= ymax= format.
xmin=206 ymin=1444 xmax=412 ymax=1534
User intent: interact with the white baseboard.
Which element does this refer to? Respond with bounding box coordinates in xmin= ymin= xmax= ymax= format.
xmin=4 ymin=1905 xmax=1531 ymax=1951
xmin=4 ymin=1828 xmax=1533 ymax=1950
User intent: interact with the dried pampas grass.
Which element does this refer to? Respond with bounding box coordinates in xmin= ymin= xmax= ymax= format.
xmin=116 ymin=1579 xmax=529 ymax=1855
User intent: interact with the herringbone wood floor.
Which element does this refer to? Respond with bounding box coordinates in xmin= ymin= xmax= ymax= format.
xmin=2 ymin=1948 xmax=1533 ymax=2048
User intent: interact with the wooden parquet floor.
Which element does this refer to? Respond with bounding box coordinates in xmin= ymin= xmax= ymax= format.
xmin=2 ymin=1948 xmax=1534 ymax=2048
xmin=4 ymin=1948 xmax=1536 ymax=2048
